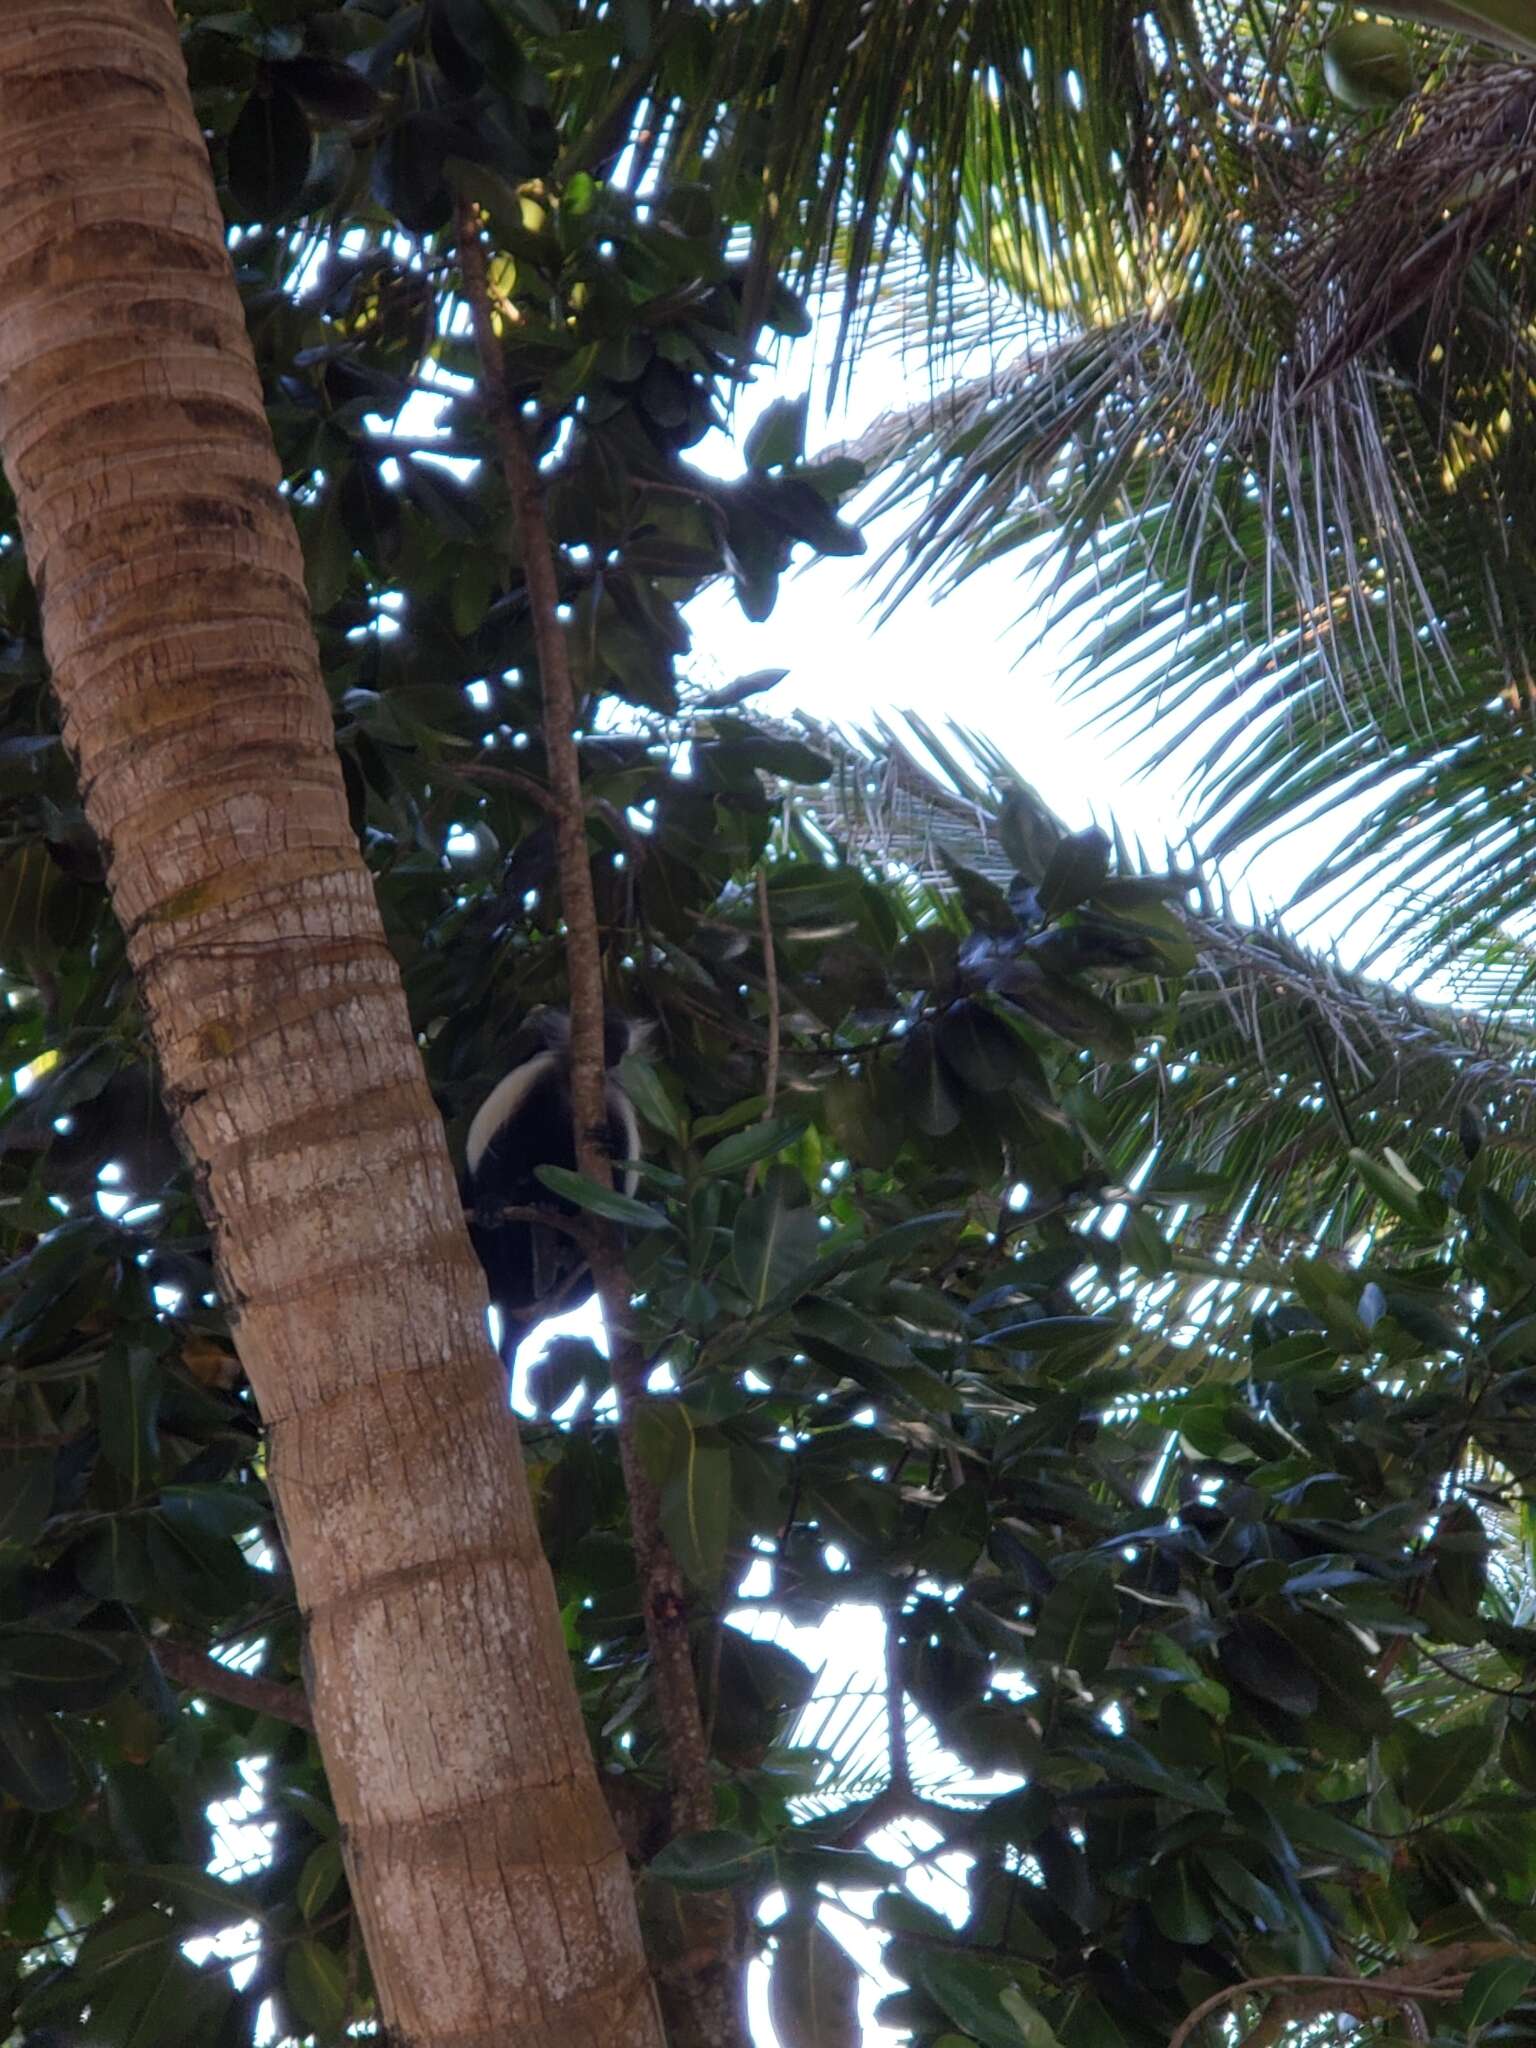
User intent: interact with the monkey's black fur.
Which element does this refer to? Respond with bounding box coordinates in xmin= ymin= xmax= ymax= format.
xmin=462 ymin=1008 xmax=640 ymax=1361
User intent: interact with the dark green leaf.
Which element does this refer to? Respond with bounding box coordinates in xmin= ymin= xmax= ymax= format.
xmin=1501 ymin=1709 xmax=1536 ymax=1792
xmin=620 ymin=1055 xmax=686 ymax=1141
xmin=97 ymin=1346 xmax=162 ymax=1493
xmin=1270 ymin=1611 xmax=1392 ymax=1738
xmin=999 ymin=966 xmax=1135 ymax=1060
xmin=1265 ymin=1797 xmax=1389 ymax=1869
xmin=507 ymin=0 xmax=560 ymax=31
xmin=1348 ymin=1149 xmax=1435 ymax=1227
xmin=533 ymin=1165 xmax=669 ymax=1227
xmin=297 ymin=1839 xmax=346 ymax=1922
xmin=1033 ymin=1567 xmax=1119 ymax=1680
xmin=0 ymin=1693 xmax=74 ymax=1811
xmin=1071 ymin=1737 xmax=1225 ymax=1812
xmin=732 ymin=736 xmax=834 ymax=783
xmin=911 ymin=1952 xmax=1050 ymax=2048
xmin=1149 ymin=1860 xmax=1213 ymax=1946
xmin=0 ymin=1628 xmax=127 ymax=1712
xmin=1038 ymin=828 xmax=1111 ymax=916
xmin=0 ymin=843 xmax=98 ymax=968
xmin=660 ymin=1439 xmax=730 ymax=1591
xmin=649 ymin=1828 xmax=770 ymax=1889
xmin=892 ymin=1027 xmax=962 ymax=1137
xmin=795 ymin=1296 xmax=954 ymax=1409
xmin=1459 ymin=1958 xmax=1534 ymax=2030
xmin=77 ymin=1520 xmax=151 ymax=1604
xmin=982 ymin=1314 xmax=1123 ymax=1355
xmin=769 ymin=1911 xmax=861 ymax=2048
xmin=1394 ymin=1722 xmax=1492 ymax=1817
xmin=745 ymin=396 xmax=809 ymax=473
xmin=226 ymin=85 xmax=313 ymax=221
xmin=134 ymin=1862 xmax=265 ymax=1932
xmin=74 ymin=1906 xmax=176 ymax=1976
xmin=158 ymin=1485 xmax=262 ymax=1542
xmin=372 ymin=115 xmax=452 ymax=234
xmin=1218 ymin=1617 xmax=1319 ymax=1718
xmin=270 ymin=55 xmax=380 ymax=122
xmin=285 ymin=1938 xmax=349 ymax=2037
xmin=937 ymin=1000 xmax=1031 ymax=1093
xmin=1199 ymin=1850 xmax=1289 ymax=1932
xmin=699 ymin=1115 xmax=809 ymax=1177
xmin=0 ymin=1459 xmax=53 ymax=1573
xmin=145 ymin=1512 xmax=252 ymax=1621
xmin=763 ymin=478 xmax=864 ymax=557
xmin=732 ymin=1190 xmax=823 ymax=1309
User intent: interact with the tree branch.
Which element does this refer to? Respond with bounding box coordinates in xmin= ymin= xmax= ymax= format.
xmin=155 ymin=1639 xmax=313 ymax=1732
xmin=455 ymin=205 xmax=719 ymax=1838
xmin=1416 ymin=1642 xmax=1536 ymax=1700
xmin=1169 ymin=1967 xmax=1482 ymax=2048
xmin=457 ymin=187 xmax=749 ymax=2048
xmin=885 ymin=1604 xmax=911 ymax=1797
xmin=745 ymin=866 xmax=781 ymax=1198
xmin=451 ymin=760 xmax=560 ymax=814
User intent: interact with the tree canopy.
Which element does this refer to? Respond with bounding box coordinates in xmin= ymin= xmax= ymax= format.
xmin=3 ymin=4 xmax=1536 ymax=2047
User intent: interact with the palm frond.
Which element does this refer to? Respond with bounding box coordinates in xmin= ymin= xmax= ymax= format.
xmin=574 ymin=0 xmax=1244 ymax=385
xmin=841 ymin=49 xmax=1536 ymax=987
xmin=788 ymin=710 xmax=1536 ymax=1270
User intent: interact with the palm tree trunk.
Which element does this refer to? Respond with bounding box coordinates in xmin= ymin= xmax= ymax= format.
xmin=0 ymin=7 xmax=663 ymax=2043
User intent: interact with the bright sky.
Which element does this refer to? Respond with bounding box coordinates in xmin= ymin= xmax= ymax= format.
xmin=689 ymin=329 xmax=1183 ymax=845
xmin=685 ymin=320 xmax=1414 ymax=985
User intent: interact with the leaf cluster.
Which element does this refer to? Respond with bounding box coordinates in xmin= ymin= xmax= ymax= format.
xmin=0 ymin=2 xmax=1534 ymax=2043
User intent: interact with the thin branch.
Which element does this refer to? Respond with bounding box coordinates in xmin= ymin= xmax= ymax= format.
xmin=745 ymin=866 xmax=781 ymax=1198
xmin=1169 ymin=1971 xmax=1473 ymax=2048
xmin=586 ymin=794 xmax=651 ymax=866
xmin=1416 ymin=1642 xmax=1536 ymax=1700
xmin=455 ymin=208 xmax=720 ymax=1856
xmin=451 ymin=760 xmax=560 ymax=814
xmin=885 ymin=1607 xmax=911 ymax=1797
xmin=756 ymin=866 xmax=782 ymax=1119
xmin=464 ymin=1200 xmax=597 ymax=1248
xmin=156 ymin=1639 xmax=313 ymax=1732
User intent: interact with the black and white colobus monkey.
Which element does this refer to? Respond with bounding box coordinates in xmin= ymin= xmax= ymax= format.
xmin=462 ymin=1006 xmax=642 ymax=1361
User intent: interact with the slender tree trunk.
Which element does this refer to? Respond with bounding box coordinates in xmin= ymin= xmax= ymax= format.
xmin=459 ymin=211 xmax=753 ymax=2048
xmin=0 ymin=9 xmax=663 ymax=2045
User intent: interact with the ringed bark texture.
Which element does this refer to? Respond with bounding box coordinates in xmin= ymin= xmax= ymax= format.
xmin=0 ymin=8 xmax=662 ymax=2045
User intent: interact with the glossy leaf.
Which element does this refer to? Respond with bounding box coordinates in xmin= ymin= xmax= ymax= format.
xmin=533 ymin=1165 xmax=670 ymax=1227
xmin=769 ymin=1911 xmax=861 ymax=2048
xmin=0 ymin=1628 xmax=128 ymax=1712
xmin=1458 ymin=1958 xmax=1535 ymax=2031
xmin=77 ymin=1520 xmax=152 ymax=1604
xmin=285 ymin=1938 xmax=349 ymax=2037
xmin=911 ymin=1952 xmax=1046 ymax=2048
xmin=649 ymin=1828 xmax=770 ymax=1890
xmin=0 ymin=1459 xmax=52 ymax=1573
xmin=699 ymin=1115 xmax=810 ymax=1177
xmin=97 ymin=1346 xmax=161 ymax=1493
xmin=226 ymin=85 xmax=312 ymax=220
xmin=659 ymin=1438 xmax=730 ymax=1591
xmin=1033 ymin=1568 xmax=1119 ymax=1680
xmin=0 ymin=1693 xmax=74 ymax=1811
xmin=732 ymin=1189 xmax=823 ymax=1308
xmin=1038 ymin=829 xmax=1111 ymax=917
